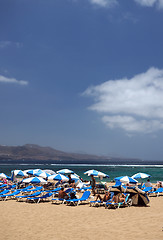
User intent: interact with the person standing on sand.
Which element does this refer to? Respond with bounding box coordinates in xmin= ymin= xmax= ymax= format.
xmin=90 ymin=175 xmax=96 ymax=196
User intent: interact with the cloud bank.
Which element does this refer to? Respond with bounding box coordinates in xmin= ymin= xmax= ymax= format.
xmin=0 ymin=75 xmax=28 ymax=86
xmin=134 ymin=0 xmax=163 ymax=9
xmin=89 ymin=0 xmax=118 ymax=7
xmin=83 ymin=67 xmax=163 ymax=134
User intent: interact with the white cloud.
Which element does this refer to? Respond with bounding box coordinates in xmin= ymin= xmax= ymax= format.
xmin=134 ymin=0 xmax=163 ymax=9
xmin=0 ymin=75 xmax=28 ymax=86
xmin=83 ymin=67 xmax=163 ymax=134
xmin=89 ymin=0 xmax=118 ymax=7
xmin=0 ymin=41 xmax=23 ymax=49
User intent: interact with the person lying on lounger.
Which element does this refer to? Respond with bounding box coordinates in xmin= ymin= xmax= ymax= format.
xmin=111 ymin=193 xmax=126 ymax=203
xmin=95 ymin=191 xmax=111 ymax=202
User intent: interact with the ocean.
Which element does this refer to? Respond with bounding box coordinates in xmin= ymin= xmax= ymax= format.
xmin=0 ymin=163 xmax=163 ymax=183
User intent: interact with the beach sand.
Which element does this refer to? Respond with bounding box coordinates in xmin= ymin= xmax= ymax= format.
xmin=0 ymin=193 xmax=163 ymax=240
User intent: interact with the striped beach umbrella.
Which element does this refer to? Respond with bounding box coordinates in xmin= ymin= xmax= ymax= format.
xmin=12 ymin=170 xmax=28 ymax=177
xmin=48 ymin=174 xmax=69 ymax=182
xmin=114 ymin=176 xmax=138 ymax=184
xmin=22 ymin=177 xmax=47 ymax=184
xmin=25 ymin=169 xmax=42 ymax=176
xmin=132 ymin=172 xmax=151 ymax=179
xmin=35 ymin=171 xmax=50 ymax=179
xmin=84 ymin=169 xmax=109 ymax=178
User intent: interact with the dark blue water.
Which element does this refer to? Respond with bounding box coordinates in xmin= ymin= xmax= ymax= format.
xmin=0 ymin=164 xmax=163 ymax=182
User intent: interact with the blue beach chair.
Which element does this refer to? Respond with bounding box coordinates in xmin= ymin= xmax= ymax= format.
xmin=26 ymin=192 xmax=53 ymax=203
xmin=149 ymin=187 xmax=163 ymax=197
xmin=90 ymin=192 xmax=114 ymax=207
xmin=0 ymin=190 xmax=22 ymax=201
xmin=16 ymin=191 xmax=42 ymax=201
xmin=105 ymin=193 xmax=130 ymax=209
xmin=65 ymin=191 xmax=91 ymax=206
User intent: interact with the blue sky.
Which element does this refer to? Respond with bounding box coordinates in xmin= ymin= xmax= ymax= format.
xmin=1 ymin=0 xmax=163 ymax=161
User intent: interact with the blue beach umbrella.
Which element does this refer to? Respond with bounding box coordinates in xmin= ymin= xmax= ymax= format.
xmin=57 ymin=169 xmax=74 ymax=175
xmin=25 ymin=169 xmax=42 ymax=176
xmin=132 ymin=172 xmax=151 ymax=179
xmin=48 ymin=174 xmax=69 ymax=182
xmin=84 ymin=169 xmax=109 ymax=178
xmin=12 ymin=170 xmax=28 ymax=177
xmin=22 ymin=177 xmax=47 ymax=184
xmin=115 ymin=176 xmax=138 ymax=184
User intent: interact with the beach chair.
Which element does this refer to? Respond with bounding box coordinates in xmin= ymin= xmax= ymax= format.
xmin=143 ymin=187 xmax=153 ymax=193
xmin=15 ymin=191 xmax=42 ymax=201
xmin=149 ymin=187 xmax=163 ymax=197
xmin=0 ymin=190 xmax=22 ymax=201
xmin=89 ymin=192 xmax=114 ymax=207
xmin=65 ymin=191 xmax=91 ymax=206
xmin=24 ymin=186 xmax=43 ymax=193
xmin=0 ymin=189 xmax=10 ymax=196
xmin=18 ymin=185 xmax=33 ymax=192
xmin=0 ymin=184 xmax=7 ymax=189
xmin=26 ymin=192 xmax=53 ymax=203
xmin=105 ymin=194 xmax=130 ymax=209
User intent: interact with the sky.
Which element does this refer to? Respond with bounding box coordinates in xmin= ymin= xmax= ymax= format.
xmin=0 ymin=0 xmax=163 ymax=161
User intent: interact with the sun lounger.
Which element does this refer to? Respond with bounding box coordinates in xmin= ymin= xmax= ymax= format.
xmin=65 ymin=191 xmax=91 ymax=206
xmin=105 ymin=194 xmax=130 ymax=209
xmin=26 ymin=192 xmax=53 ymax=203
xmin=142 ymin=187 xmax=153 ymax=193
xmin=0 ymin=190 xmax=22 ymax=201
xmin=18 ymin=186 xmax=33 ymax=192
xmin=0 ymin=189 xmax=10 ymax=196
xmin=15 ymin=191 xmax=42 ymax=201
xmin=90 ymin=192 xmax=114 ymax=207
xmin=149 ymin=187 xmax=163 ymax=197
xmin=24 ymin=186 xmax=43 ymax=193
xmin=0 ymin=184 xmax=7 ymax=189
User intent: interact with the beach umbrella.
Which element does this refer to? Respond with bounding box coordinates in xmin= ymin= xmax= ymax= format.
xmin=57 ymin=169 xmax=74 ymax=175
xmin=11 ymin=170 xmax=28 ymax=177
xmin=35 ymin=171 xmax=50 ymax=179
xmin=125 ymin=187 xmax=149 ymax=206
xmin=70 ymin=173 xmax=80 ymax=181
xmin=22 ymin=177 xmax=47 ymax=184
xmin=44 ymin=169 xmax=56 ymax=175
xmin=48 ymin=174 xmax=69 ymax=182
xmin=0 ymin=173 xmax=10 ymax=179
xmin=84 ymin=169 xmax=109 ymax=178
xmin=25 ymin=169 xmax=42 ymax=176
xmin=114 ymin=176 xmax=138 ymax=184
xmin=132 ymin=172 xmax=151 ymax=179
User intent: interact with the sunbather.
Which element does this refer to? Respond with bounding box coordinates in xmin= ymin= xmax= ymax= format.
xmin=111 ymin=193 xmax=126 ymax=203
xmin=95 ymin=191 xmax=111 ymax=202
xmin=58 ymin=187 xmax=69 ymax=200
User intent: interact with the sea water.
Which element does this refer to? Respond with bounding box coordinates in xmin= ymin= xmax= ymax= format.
xmin=0 ymin=163 xmax=163 ymax=183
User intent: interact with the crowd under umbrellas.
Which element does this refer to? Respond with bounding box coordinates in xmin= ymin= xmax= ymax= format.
xmin=0 ymin=168 xmax=159 ymax=207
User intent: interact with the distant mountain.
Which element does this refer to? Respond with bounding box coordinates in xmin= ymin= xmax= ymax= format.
xmin=0 ymin=144 xmax=159 ymax=165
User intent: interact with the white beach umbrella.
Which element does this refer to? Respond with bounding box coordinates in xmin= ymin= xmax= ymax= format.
xmin=132 ymin=173 xmax=151 ymax=179
xmin=114 ymin=176 xmax=138 ymax=184
xmin=84 ymin=169 xmax=109 ymax=178
xmin=44 ymin=169 xmax=56 ymax=175
xmin=57 ymin=169 xmax=74 ymax=175
xmin=0 ymin=173 xmax=10 ymax=179
xmin=22 ymin=177 xmax=47 ymax=184
xmin=35 ymin=171 xmax=50 ymax=179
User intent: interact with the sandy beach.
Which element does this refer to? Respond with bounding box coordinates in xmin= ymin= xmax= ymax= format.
xmin=0 ymin=193 xmax=163 ymax=240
